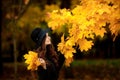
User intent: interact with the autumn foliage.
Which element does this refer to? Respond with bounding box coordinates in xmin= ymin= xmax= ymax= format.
xmin=24 ymin=51 xmax=41 ymax=70
xmin=46 ymin=0 xmax=120 ymax=66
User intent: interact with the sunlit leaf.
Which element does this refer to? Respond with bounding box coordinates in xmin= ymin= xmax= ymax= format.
xmin=77 ymin=39 xmax=94 ymax=52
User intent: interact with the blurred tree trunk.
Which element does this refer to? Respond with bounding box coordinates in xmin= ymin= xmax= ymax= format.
xmin=0 ymin=30 xmax=3 ymax=75
xmin=13 ymin=35 xmax=18 ymax=80
xmin=0 ymin=1 xmax=3 ymax=75
xmin=0 ymin=49 xmax=3 ymax=75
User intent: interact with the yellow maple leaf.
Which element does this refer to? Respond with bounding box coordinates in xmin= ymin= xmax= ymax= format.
xmin=57 ymin=34 xmax=65 ymax=53
xmin=77 ymin=39 xmax=93 ymax=52
xmin=66 ymin=37 xmax=75 ymax=46
xmin=94 ymin=27 xmax=106 ymax=37
xmin=64 ymin=45 xmax=76 ymax=59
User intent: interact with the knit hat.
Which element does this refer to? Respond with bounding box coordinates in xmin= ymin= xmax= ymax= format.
xmin=31 ymin=28 xmax=49 ymax=46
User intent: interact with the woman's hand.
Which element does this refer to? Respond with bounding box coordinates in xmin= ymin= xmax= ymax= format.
xmin=38 ymin=58 xmax=47 ymax=70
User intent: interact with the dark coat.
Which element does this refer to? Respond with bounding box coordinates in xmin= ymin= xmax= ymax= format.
xmin=37 ymin=50 xmax=65 ymax=80
xmin=37 ymin=60 xmax=58 ymax=80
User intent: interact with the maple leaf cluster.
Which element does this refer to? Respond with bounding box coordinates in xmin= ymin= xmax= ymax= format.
xmin=47 ymin=0 xmax=120 ymax=66
xmin=24 ymin=51 xmax=41 ymax=70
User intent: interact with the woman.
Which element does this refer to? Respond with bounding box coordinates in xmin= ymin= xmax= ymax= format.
xmin=31 ymin=28 xmax=65 ymax=80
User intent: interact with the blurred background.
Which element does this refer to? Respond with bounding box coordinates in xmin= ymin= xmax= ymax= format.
xmin=1 ymin=0 xmax=120 ymax=80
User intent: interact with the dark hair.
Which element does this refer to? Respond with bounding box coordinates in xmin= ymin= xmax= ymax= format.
xmin=35 ymin=35 xmax=59 ymax=67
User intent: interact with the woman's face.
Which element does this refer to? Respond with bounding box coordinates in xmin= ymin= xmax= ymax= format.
xmin=45 ymin=33 xmax=51 ymax=45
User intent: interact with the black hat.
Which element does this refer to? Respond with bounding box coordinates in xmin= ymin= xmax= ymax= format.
xmin=31 ymin=28 xmax=49 ymax=46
